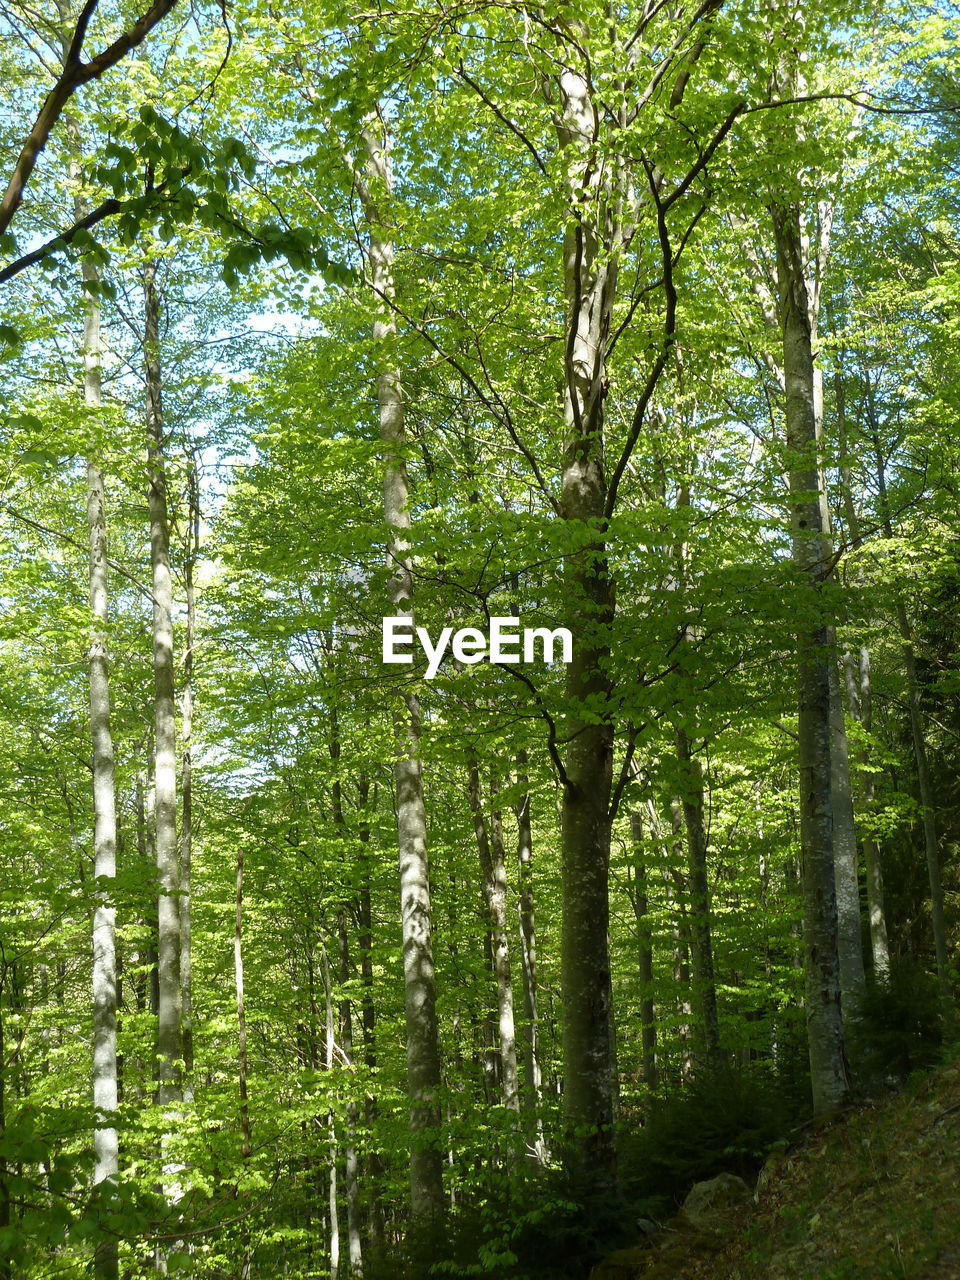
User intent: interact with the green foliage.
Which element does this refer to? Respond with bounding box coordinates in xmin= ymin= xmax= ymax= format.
xmin=850 ymin=960 xmax=947 ymax=1087
xmin=620 ymin=1067 xmax=808 ymax=1210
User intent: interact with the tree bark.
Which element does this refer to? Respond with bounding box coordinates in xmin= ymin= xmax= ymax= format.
xmin=675 ymin=729 xmax=722 ymax=1066
xmin=355 ymin=778 xmax=387 ymax=1260
xmin=554 ymin=38 xmax=619 ymax=1193
xmin=772 ymin=201 xmax=848 ymax=1115
xmin=144 ymin=260 xmax=182 ymax=1109
xmin=628 ymin=812 xmax=658 ymax=1089
xmin=234 ymin=848 xmax=252 ymax=1280
xmin=72 ymin=167 xmax=119 ymax=1279
xmin=467 ymin=763 xmax=520 ymax=1116
xmin=338 ymin=911 xmax=363 ymax=1277
xmin=871 ymin=431 xmax=950 ymax=1000
xmin=836 ymin=371 xmax=889 ymax=979
xmin=515 ymin=754 xmax=547 ymax=1161
xmin=0 ymin=0 xmax=181 ymax=235
xmin=179 ymin=454 xmax=198 ymax=1096
xmin=359 ymin=112 xmax=444 ymax=1224
xmin=827 ymin=641 xmax=866 ymax=1010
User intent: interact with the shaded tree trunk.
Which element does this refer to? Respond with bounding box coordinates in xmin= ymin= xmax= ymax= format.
xmin=871 ymin=429 xmax=950 ymax=1001
xmin=675 ymin=730 xmax=721 ymax=1066
xmin=771 ymin=200 xmax=847 ymax=1115
xmin=628 ymin=812 xmax=658 ymax=1089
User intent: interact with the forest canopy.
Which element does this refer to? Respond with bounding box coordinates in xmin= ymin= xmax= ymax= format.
xmin=0 ymin=0 xmax=958 ymax=1276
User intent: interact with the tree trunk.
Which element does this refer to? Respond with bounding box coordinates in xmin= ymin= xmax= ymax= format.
xmin=359 ymin=113 xmax=444 ymax=1224
xmin=836 ymin=380 xmax=890 ymax=980
xmin=179 ymin=453 xmax=199 ymax=1096
xmin=144 ymin=261 xmax=182 ymax=1109
xmin=675 ymin=730 xmax=722 ymax=1066
xmin=338 ymin=911 xmax=363 ymax=1277
xmin=467 ymin=763 xmax=520 ymax=1117
xmin=555 ymin=43 xmax=619 ymax=1193
xmin=515 ymin=754 xmax=547 ymax=1161
xmin=628 ymin=812 xmax=658 ymax=1089
xmin=74 ymin=184 xmax=120 ymax=1280
xmin=827 ymin=636 xmax=866 ymax=1012
xmin=234 ymin=848 xmax=252 ymax=1280
xmin=871 ymin=430 xmax=950 ymax=1001
xmin=356 ymin=780 xmax=387 ymax=1260
xmin=772 ymin=201 xmax=848 ymax=1115
xmin=321 ymin=941 xmax=340 ymax=1280
xmin=0 ymin=981 xmax=8 ymax=1280
xmin=842 ymin=647 xmax=890 ymax=979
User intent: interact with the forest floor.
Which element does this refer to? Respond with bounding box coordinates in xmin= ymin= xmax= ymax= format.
xmin=614 ymin=1053 xmax=960 ymax=1280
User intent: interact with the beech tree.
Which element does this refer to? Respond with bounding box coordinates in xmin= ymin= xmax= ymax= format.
xmin=0 ymin=0 xmax=957 ymax=1276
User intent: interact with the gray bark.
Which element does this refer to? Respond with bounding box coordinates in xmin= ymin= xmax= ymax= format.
xmin=675 ymin=730 xmax=721 ymax=1066
xmin=843 ymin=647 xmax=890 ymax=979
xmin=628 ymin=812 xmax=658 ymax=1088
xmin=870 ymin=431 xmax=950 ymax=1000
xmin=515 ymin=754 xmax=547 ymax=1161
xmin=179 ymin=455 xmax=198 ymax=1094
xmin=741 ymin=185 xmax=865 ymax=1016
xmin=836 ymin=372 xmax=889 ymax=978
xmin=359 ymin=113 xmax=444 ymax=1223
xmin=338 ymin=912 xmax=363 ymax=1277
xmin=467 ymin=764 xmax=520 ymax=1116
xmin=144 ymin=260 xmax=182 ymax=1109
xmin=772 ymin=201 xmax=848 ymax=1115
xmin=78 ymin=201 xmax=119 ymax=1280
xmin=555 ymin=43 xmax=619 ymax=1193
xmin=356 ymin=780 xmax=387 ymax=1260
xmin=234 ymin=848 xmax=252 ymax=1280
xmin=827 ymin=644 xmax=866 ymax=1010
xmin=321 ymin=944 xmax=340 ymax=1280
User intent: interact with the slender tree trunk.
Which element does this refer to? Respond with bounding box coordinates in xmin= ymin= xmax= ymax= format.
xmin=836 ymin=377 xmax=889 ymax=979
xmin=745 ymin=178 xmax=865 ymax=1020
xmin=144 ymin=261 xmax=182 ymax=1109
xmin=555 ymin=44 xmax=619 ymax=1192
xmin=179 ymin=454 xmax=199 ymax=1096
xmin=675 ymin=730 xmax=721 ymax=1066
xmin=808 ymin=248 xmax=864 ymax=1014
xmin=234 ymin=848 xmax=252 ymax=1280
xmin=338 ymin=911 xmax=363 ymax=1277
xmin=321 ymin=943 xmax=341 ymax=1280
xmin=628 ymin=813 xmax=658 ymax=1088
xmin=842 ymin=647 xmax=890 ymax=979
xmin=73 ymin=181 xmax=120 ymax=1280
xmin=359 ymin=114 xmax=444 ymax=1224
xmin=772 ymin=201 xmax=847 ymax=1115
xmin=515 ymin=754 xmax=547 ymax=1161
xmin=827 ymin=636 xmax=866 ymax=1012
xmin=0 ymin=981 xmax=10 ymax=1280
xmin=466 ymin=763 xmax=520 ymax=1116
xmin=871 ymin=431 xmax=950 ymax=1001
xmin=356 ymin=780 xmax=387 ymax=1260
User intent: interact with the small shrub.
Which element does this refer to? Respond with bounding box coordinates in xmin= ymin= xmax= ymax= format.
xmin=619 ymin=1064 xmax=805 ymax=1210
xmin=849 ymin=958 xmax=944 ymax=1087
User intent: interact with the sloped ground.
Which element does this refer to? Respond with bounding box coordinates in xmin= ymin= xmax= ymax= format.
xmin=609 ymin=1055 xmax=960 ymax=1280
